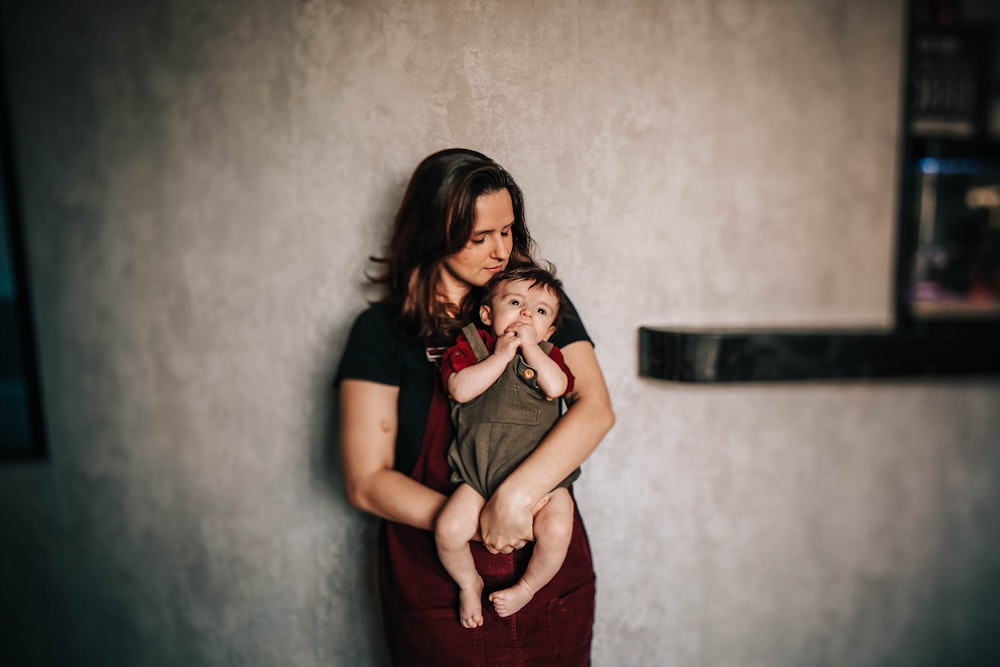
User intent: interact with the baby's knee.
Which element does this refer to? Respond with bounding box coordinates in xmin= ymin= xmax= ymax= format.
xmin=436 ymin=512 xmax=473 ymax=549
xmin=537 ymin=492 xmax=574 ymax=538
xmin=541 ymin=513 xmax=574 ymax=545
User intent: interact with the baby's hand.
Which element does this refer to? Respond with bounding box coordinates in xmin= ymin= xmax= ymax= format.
xmin=493 ymin=330 xmax=521 ymax=361
xmin=506 ymin=322 xmax=539 ymax=347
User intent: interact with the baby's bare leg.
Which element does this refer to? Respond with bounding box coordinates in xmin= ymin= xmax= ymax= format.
xmin=490 ymin=488 xmax=574 ymax=618
xmin=435 ymin=483 xmax=488 ymax=628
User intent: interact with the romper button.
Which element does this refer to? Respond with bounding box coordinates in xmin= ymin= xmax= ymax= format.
xmin=523 ymin=368 xmax=535 ymax=380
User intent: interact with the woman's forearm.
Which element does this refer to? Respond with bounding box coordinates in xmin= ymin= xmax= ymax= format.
xmin=349 ymin=468 xmax=448 ymax=531
xmin=340 ymin=379 xmax=447 ymax=531
xmin=497 ymin=383 xmax=613 ymax=508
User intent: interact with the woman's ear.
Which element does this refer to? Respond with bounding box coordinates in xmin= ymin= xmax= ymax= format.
xmin=479 ymin=304 xmax=492 ymax=326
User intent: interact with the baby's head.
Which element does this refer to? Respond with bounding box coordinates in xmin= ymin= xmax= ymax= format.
xmin=480 ymin=264 xmax=567 ymax=343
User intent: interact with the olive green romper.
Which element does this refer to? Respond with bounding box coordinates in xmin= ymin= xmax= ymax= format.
xmin=447 ymin=323 xmax=581 ymax=499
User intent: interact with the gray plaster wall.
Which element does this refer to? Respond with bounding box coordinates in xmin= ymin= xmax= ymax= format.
xmin=1 ymin=0 xmax=998 ymax=665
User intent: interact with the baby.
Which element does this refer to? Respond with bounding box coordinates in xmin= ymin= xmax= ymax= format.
xmin=436 ymin=264 xmax=580 ymax=628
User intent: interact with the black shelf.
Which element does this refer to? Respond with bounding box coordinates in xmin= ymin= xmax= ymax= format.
xmin=638 ymin=325 xmax=1000 ymax=383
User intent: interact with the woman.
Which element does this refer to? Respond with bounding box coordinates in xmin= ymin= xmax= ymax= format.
xmin=337 ymin=148 xmax=614 ymax=665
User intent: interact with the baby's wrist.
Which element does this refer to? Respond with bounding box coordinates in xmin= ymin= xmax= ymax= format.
xmin=495 ymin=349 xmax=517 ymax=363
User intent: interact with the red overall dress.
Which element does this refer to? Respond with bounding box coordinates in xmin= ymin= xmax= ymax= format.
xmin=378 ymin=377 xmax=596 ymax=666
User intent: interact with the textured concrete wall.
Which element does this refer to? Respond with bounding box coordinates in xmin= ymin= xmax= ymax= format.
xmin=1 ymin=0 xmax=998 ymax=665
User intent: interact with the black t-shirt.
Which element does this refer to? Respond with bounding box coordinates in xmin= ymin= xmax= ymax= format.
xmin=336 ymin=299 xmax=592 ymax=475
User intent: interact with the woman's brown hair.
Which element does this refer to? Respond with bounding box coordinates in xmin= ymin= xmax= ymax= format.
xmin=371 ymin=148 xmax=536 ymax=344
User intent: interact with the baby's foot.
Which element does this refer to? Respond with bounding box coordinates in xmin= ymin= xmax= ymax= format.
xmin=459 ymin=578 xmax=484 ymax=628
xmin=489 ymin=579 xmax=535 ymax=618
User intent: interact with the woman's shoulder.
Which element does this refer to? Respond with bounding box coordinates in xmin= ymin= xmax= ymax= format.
xmin=344 ymin=301 xmax=408 ymax=351
xmin=337 ymin=301 xmax=405 ymax=386
xmin=551 ymin=295 xmax=593 ymax=349
xmin=350 ymin=301 xmax=396 ymax=330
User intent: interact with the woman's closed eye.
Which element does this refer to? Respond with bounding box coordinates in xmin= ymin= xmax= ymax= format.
xmin=471 ymin=225 xmax=511 ymax=245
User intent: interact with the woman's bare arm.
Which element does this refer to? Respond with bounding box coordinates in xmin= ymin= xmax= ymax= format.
xmin=340 ymin=379 xmax=448 ymax=530
xmin=479 ymin=341 xmax=615 ymax=553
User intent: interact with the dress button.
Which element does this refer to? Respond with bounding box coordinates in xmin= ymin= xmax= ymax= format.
xmin=522 ymin=368 xmax=535 ymax=380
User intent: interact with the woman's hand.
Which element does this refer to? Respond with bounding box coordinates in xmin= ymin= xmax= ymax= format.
xmin=479 ymin=488 xmax=535 ymax=554
xmin=479 ymin=492 xmax=550 ymax=554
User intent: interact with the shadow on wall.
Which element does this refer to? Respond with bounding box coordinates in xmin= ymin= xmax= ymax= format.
xmin=312 ymin=320 xmax=392 ymax=665
xmin=304 ymin=170 xmax=411 ymax=663
xmin=308 ymin=173 xmax=412 ymax=664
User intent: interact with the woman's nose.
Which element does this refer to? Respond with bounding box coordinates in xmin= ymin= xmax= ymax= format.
xmin=491 ymin=236 xmax=509 ymax=259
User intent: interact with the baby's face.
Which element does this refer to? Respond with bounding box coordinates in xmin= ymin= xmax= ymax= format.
xmin=482 ymin=279 xmax=559 ymax=343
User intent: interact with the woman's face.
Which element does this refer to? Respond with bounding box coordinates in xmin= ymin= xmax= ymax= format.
xmin=440 ymin=189 xmax=514 ymax=298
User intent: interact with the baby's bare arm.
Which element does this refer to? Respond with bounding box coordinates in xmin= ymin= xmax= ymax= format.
xmin=447 ymin=333 xmax=519 ymax=403
xmin=518 ymin=340 xmax=568 ymax=398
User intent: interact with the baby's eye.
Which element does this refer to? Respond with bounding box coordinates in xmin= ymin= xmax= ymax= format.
xmin=536 ymin=307 xmax=548 ymax=316
xmin=510 ymin=299 xmax=521 ymax=306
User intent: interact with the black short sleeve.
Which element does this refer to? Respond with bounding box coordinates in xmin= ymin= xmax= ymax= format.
xmin=335 ymin=303 xmax=403 ymax=387
xmin=550 ymin=296 xmax=592 ymax=349
xmin=335 ymin=303 xmax=437 ymax=475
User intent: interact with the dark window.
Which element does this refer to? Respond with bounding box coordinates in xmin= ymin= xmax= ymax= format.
xmin=897 ymin=0 xmax=1000 ymax=327
xmin=0 ymin=52 xmax=46 ymax=461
